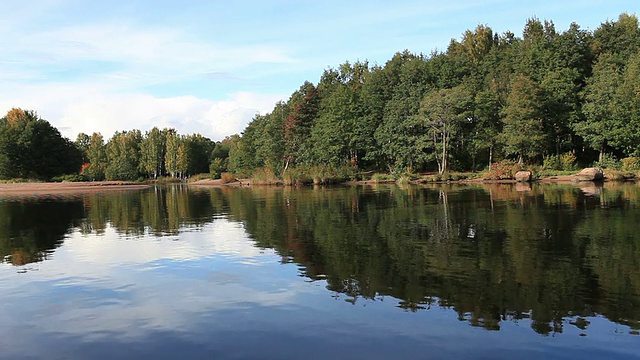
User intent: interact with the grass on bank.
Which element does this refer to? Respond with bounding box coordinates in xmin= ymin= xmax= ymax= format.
xmin=250 ymin=165 xmax=358 ymax=186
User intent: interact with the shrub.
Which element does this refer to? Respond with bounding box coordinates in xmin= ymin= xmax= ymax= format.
xmin=593 ymin=154 xmax=621 ymax=170
xmin=50 ymin=174 xmax=89 ymax=182
xmin=371 ymin=173 xmax=394 ymax=183
xmin=209 ymin=158 xmax=226 ymax=179
xmin=604 ymin=169 xmax=636 ymax=181
xmin=543 ymin=152 xmax=577 ymax=171
xmin=310 ymin=164 xmax=353 ymax=184
xmin=484 ymin=160 xmax=521 ymax=180
xmin=621 ymin=157 xmax=640 ymax=171
xmin=282 ymin=167 xmax=313 ymax=186
xmin=395 ymin=174 xmax=412 ymax=185
xmin=188 ymin=173 xmax=213 ymax=182
xmin=250 ymin=167 xmax=280 ymax=185
xmin=220 ymin=172 xmax=236 ymax=184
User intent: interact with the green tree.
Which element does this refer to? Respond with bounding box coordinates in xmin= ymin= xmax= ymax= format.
xmin=574 ymin=53 xmax=623 ymax=162
xmin=75 ymin=133 xmax=91 ymax=163
xmin=105 ymin=130 xmax=142 ymax=181
xmin=165 ymin=129 xmax=180 ymax=178
xmin=185 ymin=133 xmax=214 ymax=176
xmin=0 ymin=108 xmax=82 ymax=179
xmin=501 ymin=74 xmax=547 ymax=164
xmin=139 ymin=127 xmax=166 ymax=179
xmin=419 ymin=85 xmax=472 ymax=174
xmin=85 ymin=133 xmax=107 ymax=180
xmin=374 ymin=52 xmax=435 ymax=172
xmin=282 ymin=81 xmax=319 ymax=170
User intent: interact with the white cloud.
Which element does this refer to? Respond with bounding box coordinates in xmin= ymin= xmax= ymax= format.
xmin=0 ymin=84 xmax=284 ymax=141
xmin=2 ymin=21 xmax=296 ymax=88
xmin=0 ymin=19 xmax=292 ymax=141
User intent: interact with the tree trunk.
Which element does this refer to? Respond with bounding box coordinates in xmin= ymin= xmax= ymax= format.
xmin=433 ymin=132 xmax=441 ymax=174
xmin=440 ymin=132 xmax=447 ymax=175
xmin=488 ymin=145 xmax=493 ymax=171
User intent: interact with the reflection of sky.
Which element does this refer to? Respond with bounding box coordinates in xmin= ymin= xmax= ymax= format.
xmin=0 ymin=218 xmax=638 ymax=359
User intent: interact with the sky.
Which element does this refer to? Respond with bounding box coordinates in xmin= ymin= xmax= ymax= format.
xmin=0 ymin=0 xmax=636 ymax=141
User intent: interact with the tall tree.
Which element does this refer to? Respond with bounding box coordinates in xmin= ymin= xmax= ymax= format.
xmin=86 ymin=133 xmax=107 ymax=180
xmin=139 ymin=127 xmax=166 ymax=179
xmin=185 ymin=133 xmax=214 ymax=176
xmin=0 ymin=108 xmax=82 ymax=179
xmin=419 ymin=85 xmax=472 ymax=174
xmin=282 ymin=81 xmax=319 ymax=170
xmin=501 ymin=74 xmax=547 ymax=164
xmin=105 ymin=130 xmax=142 ymax=181
xmin=165 ymin=129 xmax=180 ymax=178
xmin=574 ymin=53 xmax=623 ymax=162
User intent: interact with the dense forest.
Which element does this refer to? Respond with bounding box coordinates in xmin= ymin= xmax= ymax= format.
xmin=0 ymin=13 xmax=638 ymax=182
xmin=229 ymin=13 xmax=640 ymax=177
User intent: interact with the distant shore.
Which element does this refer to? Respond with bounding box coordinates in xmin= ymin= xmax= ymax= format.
xmin=0 ymin=181 xmax=150 ymax=197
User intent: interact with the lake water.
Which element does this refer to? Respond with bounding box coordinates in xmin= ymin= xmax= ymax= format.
xmin=0 ymin=183 xmax=638 ymax=359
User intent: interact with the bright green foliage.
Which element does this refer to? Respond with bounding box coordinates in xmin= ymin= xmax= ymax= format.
xmin=105 ymin=130 xmax=142 ymax=181
xmin=575 ymin=53 xmax=624 ymax=161
xmin=165 ymin=129 xmax=181 ymax=178
xmin=85 ymin=133 xmax=107 ymax=180
xmin=282 ymin=81 xmax=319 ymax=169
xmin=0 ymin=108 xmax=82 ymax=180
xmin=75 ymin=133 xmax=91 ymax=163
xmin=139 ymin=127 xmax=166 ymax=179
xmin=374 ymin=52 xmax=435 ymax=172
xmin=419 ymin=85 xmax=472 ymax=174
xmin=307 ymin=62 xmax=370 ymax=167
xmin=501 ymin=74 xmax=547 ymax=164
xmin=209 ymin=137 xmax=232 ymax=178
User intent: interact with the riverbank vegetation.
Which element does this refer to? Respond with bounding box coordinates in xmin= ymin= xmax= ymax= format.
xmin=1 ymin=13 xmax=639 ymax=184
xmin=229 ymin=13 xmax=640 ymax=182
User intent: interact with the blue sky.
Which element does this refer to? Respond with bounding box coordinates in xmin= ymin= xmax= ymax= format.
xmin=0 ymin=0 xmax=635 ymax=140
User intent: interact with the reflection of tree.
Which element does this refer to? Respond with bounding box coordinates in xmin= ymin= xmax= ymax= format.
xmin=79 ymin=186 xmax=215 ymax=237
xmin=1 ymin=183 xmax=639 ymax=335
xmin=218 ymin=184 xmax=640 ymax=335
xmin=0 ymin=200 xmax=84 ymax=265
xmin=0 ymin=186 xmax=217 ymax=266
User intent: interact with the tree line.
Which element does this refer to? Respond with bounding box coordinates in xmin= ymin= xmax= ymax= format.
xmin=1 ymin=13 xmax=638 ymax=181
xmin=0 ymin=108 xmax=231 ymax=181
xmin=74 ymin=128 xmax=230 ymax=181
xmin=228 ymin=13 xmax=640 ymax=176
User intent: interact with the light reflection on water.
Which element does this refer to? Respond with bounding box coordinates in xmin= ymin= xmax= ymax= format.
xmin=0 ymin=184 xmax=638 ymax=359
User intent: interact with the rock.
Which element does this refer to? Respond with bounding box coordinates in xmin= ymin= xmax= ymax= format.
xmin=514 ymin=171 xmax=532 ymax=182
xmin=575 ymin=167 xmax=604 ymax=181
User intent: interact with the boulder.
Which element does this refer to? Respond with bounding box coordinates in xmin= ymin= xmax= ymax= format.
xmin=514 ymin=171 xmax=532 ymax=182
xmin=575 ymin=167 xmax=604 ymax=181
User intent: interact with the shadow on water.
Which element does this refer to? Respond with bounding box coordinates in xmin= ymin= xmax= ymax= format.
xmin=1 ymin=182 xmax=639 ymax=335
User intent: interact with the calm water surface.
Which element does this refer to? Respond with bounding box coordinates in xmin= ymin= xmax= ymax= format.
xmin=0 ymin=183 xmax=639 ymax=359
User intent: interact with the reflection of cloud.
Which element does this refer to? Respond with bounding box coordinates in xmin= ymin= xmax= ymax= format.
xmin=0 ymin=217 xmax=302 ymax=350
xmin=67 ymin=219 xmax=272 ymax=265
xmin=69 ymin=220 xmax=268 ymax=264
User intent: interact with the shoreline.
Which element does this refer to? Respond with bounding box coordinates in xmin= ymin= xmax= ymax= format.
xmin=0 ymin=174 xmax=634 ymax=197
xmin=0 ymin=181 xmax=150 ymax=197
xmin=190 ymin=174 xmax=636 ymax=187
